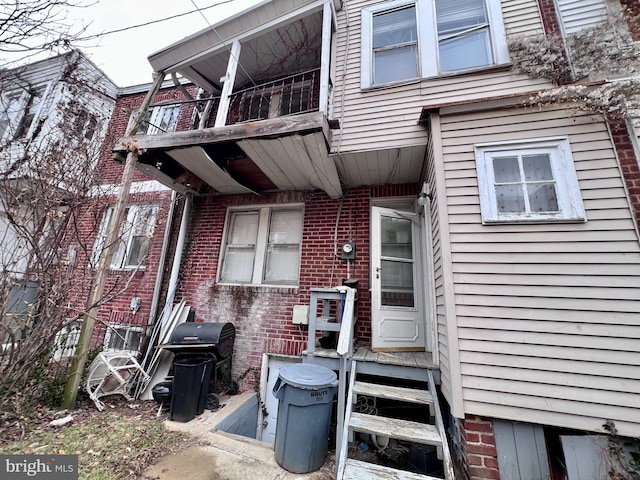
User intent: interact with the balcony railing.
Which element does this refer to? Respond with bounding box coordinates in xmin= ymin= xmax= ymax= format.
xmin=133 ymin=68 xmax=321 ymax=136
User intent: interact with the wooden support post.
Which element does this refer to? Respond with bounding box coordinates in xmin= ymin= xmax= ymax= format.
xmin=214 ymin=40 xmax=241 ymax=128
xmin=61 ymin=73 xmax=166 ymax=409
xmin=319 ymin=1 xmax=333 ymax=115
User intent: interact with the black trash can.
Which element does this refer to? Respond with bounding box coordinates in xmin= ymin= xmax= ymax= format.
xmin=170 ymin=356 xmax=214 ymax=422
xmin=273 ymin=363 xmax=338 ymax=473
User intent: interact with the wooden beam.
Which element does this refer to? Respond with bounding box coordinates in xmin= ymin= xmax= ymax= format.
xmin=319 ymin=1 xmax=332 ymax=115
xmin=113 ymin=111 xmax=327 ymax=152
xmin=214 ymin=40 xmax=241 ymax=128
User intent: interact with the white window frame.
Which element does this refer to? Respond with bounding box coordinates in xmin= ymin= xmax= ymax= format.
xmin=361 ymin=0 xmax=509 ymax=88
xmin=474 ymin=137 xmax=586 ymax=224
xmin=92 ymin=204 xmax=158 ymax=270
xmin=103 ymin=324 xmax=144 ymax=354
xmin=0 ymin=83 xmax=50 ymax=141
xmin=127 ymin=104 xmax=180 ymax=135
xmin=218 ymin=204 xmax=304 ymax=286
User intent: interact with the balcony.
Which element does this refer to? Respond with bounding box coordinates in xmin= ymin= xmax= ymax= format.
xmin=113 ymin=0 xmax=342 ymax=199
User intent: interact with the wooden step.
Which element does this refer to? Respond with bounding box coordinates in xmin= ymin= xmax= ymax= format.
xmin=343 ymin=458 xmax=443 ymax=480
xmin=353 ymin=381 xmax=434 ymax=405
xmin=349 ymin=412 xmax=442 ymax=446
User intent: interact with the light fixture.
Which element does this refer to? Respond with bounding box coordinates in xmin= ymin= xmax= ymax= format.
xmin=417 ymin=191 xmax=432 ymax=206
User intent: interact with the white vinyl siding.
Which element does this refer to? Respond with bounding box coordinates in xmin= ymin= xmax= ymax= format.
xmin=361 ymin=0 xmax=509 ymax=88
xmin=555 ymin=0 xmax=608 ymax=35
xmin=219 ymin=206 xmax=303 ymax=286
xmin=436 ymin=106 xmax=640 ymax=437
xmin=334 ymin=0 xmax=549 ymax=154
xmin=475 ymin=137 xmax=586 ymax=223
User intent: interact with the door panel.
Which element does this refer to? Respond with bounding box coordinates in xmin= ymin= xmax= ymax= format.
xmin=371 ymin=206 xmax=425 ymax=351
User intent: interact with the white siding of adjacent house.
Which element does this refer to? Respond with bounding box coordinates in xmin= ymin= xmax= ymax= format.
xmin=331 ymin=0 xmax=549 ymax=154
xmin=434 ymin=105 xmax=640 ymax=437
xmin=555 ymin=0 xmax=608 ymax=35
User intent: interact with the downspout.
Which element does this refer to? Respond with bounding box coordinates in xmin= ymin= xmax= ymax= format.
xmin=148 ymin=190 xmax=177 ymax=327
xmin=162 ymin=192 xmax=193 ymax=321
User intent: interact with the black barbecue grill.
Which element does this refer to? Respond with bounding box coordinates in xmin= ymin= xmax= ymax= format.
xmin=159 ymin=321 xmax=236 ymax=397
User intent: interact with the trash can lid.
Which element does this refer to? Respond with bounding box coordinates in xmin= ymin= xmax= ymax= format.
xmin=278 ymin=363 xmax=338 ymax=389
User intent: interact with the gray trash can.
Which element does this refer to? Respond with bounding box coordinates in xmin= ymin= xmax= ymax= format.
xmin=273 ymin=363 xmax=338 ymax=473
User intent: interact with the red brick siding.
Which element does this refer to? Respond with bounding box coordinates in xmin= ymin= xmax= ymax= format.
xmin=536 ymin=0 xmax=563 ymax=37
xmin=458 ymin=416 xmax=501 ymax=480
xmin=175 ymin=184 xmax=419 ymax=391
xmin=609 ymin=121 xmax=640 ymax=231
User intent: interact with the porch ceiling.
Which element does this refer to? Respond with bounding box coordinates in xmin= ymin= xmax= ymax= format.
xmin=148 ymin=0 xmax=326 ymax=93
xmin=333 ymin=145 xmax=427 ymax=187
xmin=115 ymin=112 xmax=343 ymax=198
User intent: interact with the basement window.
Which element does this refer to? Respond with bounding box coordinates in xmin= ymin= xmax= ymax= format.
xmin=103 ymin=324 xmax=144 ymax=353
xmin=474 ymin=137 xmax=586 ymax=223
xmin=219 ymin=206 xmax=303 ymax=286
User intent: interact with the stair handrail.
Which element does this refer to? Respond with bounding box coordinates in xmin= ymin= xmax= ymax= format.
xmin=336 ymin=359 xmax=357 ymax=479
xmin=335 ymin=286 xmax=355 ymax=469
xmin=428 ymin=369 xmax=456 ymax=480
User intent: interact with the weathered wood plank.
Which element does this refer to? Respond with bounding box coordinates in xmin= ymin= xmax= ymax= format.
xmin=353 ymin=381 xmax=433 ymax=405
xmin=349 ymin=413 xmax=442 ymax=446
xmin=343 ymin=459 xmax=443 ymax=480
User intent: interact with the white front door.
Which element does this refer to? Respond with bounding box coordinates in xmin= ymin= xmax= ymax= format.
xmin=371 ymin=206 xmax=425 ymax=351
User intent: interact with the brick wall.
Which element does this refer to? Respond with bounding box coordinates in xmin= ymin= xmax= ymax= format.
xmin=609 ymin=121 xmax=640 ymax=231
xmin=536 ymin=0 xmax=563 ymax=37
xmin=174 ymin=184 xmax=418 ymax=391
xmin=458 ymin=416 xmax=501 ymax=480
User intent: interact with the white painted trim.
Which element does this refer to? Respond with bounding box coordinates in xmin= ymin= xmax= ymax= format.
xmin=431 ymin=112 xmax=464 ymax=417
xmin=319 ymin=1 xmax=333 ymax=114
xmin=215 ymin=40 xmax=241 ymax=128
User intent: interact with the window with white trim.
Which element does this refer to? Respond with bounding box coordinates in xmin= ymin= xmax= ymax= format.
xmin=128 ymin=104 xmax=180 ymax=135
xmin=475 ymin=137 xmax=586 ymax=223
xmin=103 ymin=324 xmax=144 ymax=353
xmin=361 ymin=0 xmax=509 ymax=88
xmin=0 ymin=85 xmax=48 ymax=141
xmin=219 ymin=206 xmax=303 ymax=285
xmin=92 ymin=204 xmax=158 ymax=269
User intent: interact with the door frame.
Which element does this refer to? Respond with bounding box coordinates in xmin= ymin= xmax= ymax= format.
xmin=370 ymin=196 xmax=429 ymax=352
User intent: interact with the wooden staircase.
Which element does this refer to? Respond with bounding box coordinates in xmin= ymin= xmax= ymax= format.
xmin=336 ymin=361 xmax=454 ymax=480
xmin=301 ymin=286 xmax=454 ymax=479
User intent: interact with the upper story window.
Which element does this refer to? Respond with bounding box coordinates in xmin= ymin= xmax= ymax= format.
xmin=128 ymin=104 xmax=180 ymax=135
xmin=219 ymin=206 xmax=303 ymax=286
xmin=92 ymin=204 xmax=158 ymax=269
xmin=0 ymin=85 xmax=48 ymax=141
xmin=361 ymin=0 xmax=509 ymax=88
xmin=474 ymin=137 xmax=586 ymax=224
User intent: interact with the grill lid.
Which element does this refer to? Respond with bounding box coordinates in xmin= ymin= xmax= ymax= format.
xmin=161 ymin=322 xmax=236 ymax=358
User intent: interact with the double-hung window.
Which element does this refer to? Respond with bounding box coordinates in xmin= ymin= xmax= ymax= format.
xmin=128 ymin=104 xmax=180 ymax=135
xmin=0 ymin=85 xmax=48 ymax=141
xmin=219 ymin=206 xmax=303 ymax=285
xmin=361 ymin=0 xmax=509 ymax=88
xmin=92 ymin=204 xmax=158 ymax=269
xmin=475 ymin=137 xmax=586 ymax=224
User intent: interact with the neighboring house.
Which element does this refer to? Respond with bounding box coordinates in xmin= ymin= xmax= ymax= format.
xmin=65 ymin=80 xmax=198 ymax=357
xmin=0 ymin=51 xmax=117 ymax=353
xmin=92 ymin=0 xmax=640 ymax=479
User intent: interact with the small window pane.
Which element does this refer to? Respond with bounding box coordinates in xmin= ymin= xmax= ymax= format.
xmin=381 ymin=216 xmax=413 ymax=259
xmin=268 ymin=210 xmax=302 ymax=243
xmin=528 ymin=183 xmax=558 ymax=212
xmin=228 ymin=212 xmax=259 ymax=244
xmin=374 ymin=46 xmax=419 ymax=83
xmin=493 ymin=157 xmax=520 ymax=183
xmin=221 ymin=247 xmax=255 ymax=282
xmin=264 ymin=245 xmax=300 ymax=283
xmin=381 ymin=259 xmax=415 ymax=307
xmin=496 ymin=184 xmax=525 ymax=213
xmin=523 ymin=154 xmax=553 ymax=181
xmin=373 ymin=7 xmax=417 ymax=48
xmin=126 ymin=236 xmax=151 ymax=265
xmin=439 ymin=29 xmax=492 ymax=71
